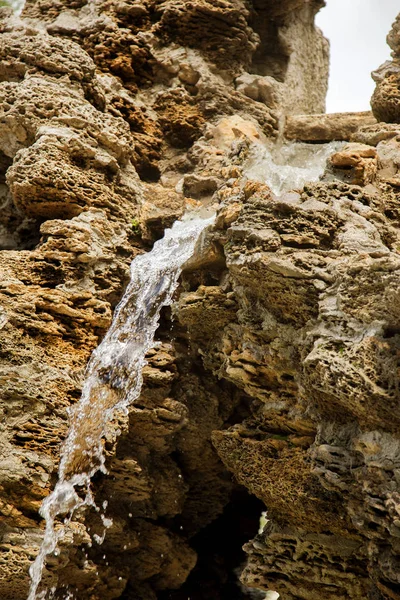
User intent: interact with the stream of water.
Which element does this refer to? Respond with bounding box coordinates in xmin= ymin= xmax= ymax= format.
xmin=27 ymin=213 xmax=215 ymax=600
xmin=27 ymin=139 xmax=338 ymax=599
xmin=7 ymin=0 xmax=24 ymax=14
xmin=245 ymin=140 xmax=343 ymax=195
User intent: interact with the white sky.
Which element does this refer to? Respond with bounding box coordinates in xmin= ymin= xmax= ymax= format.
xmin=315 ymin=0 xmax=399 ymax=113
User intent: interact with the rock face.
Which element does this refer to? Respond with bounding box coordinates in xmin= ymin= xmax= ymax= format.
xmin=371 ymin=13 xmax=400 ymax=123
xmin=285 ymin=111 xmax=377 ymax=141
xmin=184 ymin=170 xmax=400 ymax=599
xmin=1 ymin=1 xmax=400 ymax=600
xmin=0 ymin=1 xmax=329 ymax=598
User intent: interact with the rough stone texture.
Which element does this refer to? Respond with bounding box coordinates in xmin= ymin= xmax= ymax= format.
xmin=285 ymin=111 xmax=377 ymax=141
xmin=275 ymin=1 xmax=329 ymax=115
xmin=234 ymin=0 xmax=329 ymax=116
xmin=0 ymin=1 xmax=331 ymax=598
xmin=326 ymin=142 xmax=378 ymax=186
xmin=3 ymin=1 xmax=400 ymax=600
xmin=371 ymin=15 xmax=400 ymax=123
xmin=176 ymin=152 xmax=400 ymax=598
xmin=0 ymin=10 xmax=146 ymax=599
xmin=242 ymin=525 xmax=369 ymax=600
xmin=351 ymin=122 xmax=400 ymax=146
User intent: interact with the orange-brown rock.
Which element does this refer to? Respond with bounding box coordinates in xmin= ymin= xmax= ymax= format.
xmin=2 ymin=1 xmax=400 ymax=599
xmin=285 ymin=111 xmax=377 ymax=142
xmin=0 ymin=0 xmax=331 ymax=596
xmin=328 ymin=142 xmax=378 ymax=185
xmin=371 ymin=15 xmax=400 ymax=124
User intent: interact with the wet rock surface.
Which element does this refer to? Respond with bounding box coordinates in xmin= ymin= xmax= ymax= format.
xmin=1 ymin=1 xmax=400 ymax=599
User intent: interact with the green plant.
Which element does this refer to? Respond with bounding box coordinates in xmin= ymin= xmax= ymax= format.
xmin=131 ymin=218 xmax=141 ymax=235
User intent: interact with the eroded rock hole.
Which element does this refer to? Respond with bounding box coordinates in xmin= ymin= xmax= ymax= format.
xmin=0 ymin=151 xmax=43 ymax=250
xmin=136 ymin=162 xmax=161 ymax=183
xmin=159 ymin=489 xmax=265 ymax=600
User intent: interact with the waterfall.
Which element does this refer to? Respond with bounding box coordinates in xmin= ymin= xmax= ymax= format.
xmin=245 ymin=140 xmax=344 ymax=195
xmin=28 ymin=137 xmax=338 ymax=599
xmin=6 ymin=0 xmax=25 ymax=14
xmin=28 ymin=212 xmax=215 ymax=600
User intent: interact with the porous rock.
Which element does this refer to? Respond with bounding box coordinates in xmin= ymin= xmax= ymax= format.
xmin=372 ymin=15 xmax=400 ymax=124
xmin=3 ymin=1 xmax=400 ymax=599
xmin=176 ymin=152 xmax=400 ymax=598
xmin=285 ymin=111 xmax=377 ymax=142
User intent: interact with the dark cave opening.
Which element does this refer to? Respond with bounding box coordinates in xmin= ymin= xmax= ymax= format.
xmin=158 ymin=488 xmax=265 ymax=600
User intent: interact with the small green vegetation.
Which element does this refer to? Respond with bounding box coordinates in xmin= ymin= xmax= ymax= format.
xmin=131 ymin=218 xmax=141 ymax=235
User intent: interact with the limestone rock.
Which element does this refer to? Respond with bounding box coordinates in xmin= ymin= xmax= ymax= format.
xmin=372 ymin=18 xmax=400 ymax=124
xmin=327 ymin=142 xmax=378 ymax=185
xmin=351 ymin=122 xmax=400 ymax=146
xmin=371 ymin=61 xmax=400 ymax=123
xmin=285 ymin=111 xmax=377 ymax=142
xmin=155 ymin=0 xmax=258 ymax=70
xmin=235 ymin=73 xmax=284 ymax=109
xmin=175 ymin=149 xmax=400 ymax=597
xmin=242 ymin=525 xmax=370 ymax=600
xmin=3 ymin=0 xmax=400 ymax=599
xmin=276 ymin=1 xmax=329 ymax=115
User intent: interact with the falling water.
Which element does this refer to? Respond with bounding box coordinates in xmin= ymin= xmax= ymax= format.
xmin=245 ymin=140 xmax=344 ymax=195
xmin=28 ymin=212 xmax=215 ymax=600
xmin=4 ymin=0 xmax=25 ymax=14
xmin=28 ymin=136 xmax=339 ymax=598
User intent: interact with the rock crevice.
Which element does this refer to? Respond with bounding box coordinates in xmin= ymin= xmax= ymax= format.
xmin=0 ymin=1 xmax=400 ymax=599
